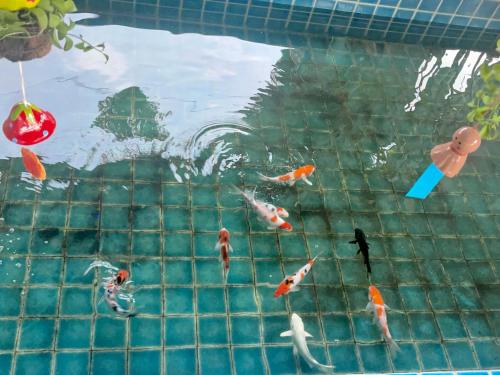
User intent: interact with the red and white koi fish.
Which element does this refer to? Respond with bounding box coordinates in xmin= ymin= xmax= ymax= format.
xmin=215 ymin=228 xmax=233 ymax=278
xmin=258 ymin=165 xmax=316 ymax=186
xmin=237 ymin=187 xmax=292 ymax=231
xmin=274 ymin=254 xmax=321 ymax=297
xmin=367 ymin=285 xmax=399 ymax=352
xmin=84 ymin=261 xmax=136 ymax=317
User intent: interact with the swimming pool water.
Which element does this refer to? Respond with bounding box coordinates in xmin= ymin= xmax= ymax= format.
xmin=0 ymin=14 xmax=499 ymax=375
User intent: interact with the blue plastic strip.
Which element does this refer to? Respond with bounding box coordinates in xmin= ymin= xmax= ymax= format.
xmin=405 ymin=163 xmax=444 ymax=199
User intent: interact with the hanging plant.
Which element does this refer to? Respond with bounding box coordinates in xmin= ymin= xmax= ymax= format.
xmin=466 ymin=39 xmax=500 ymax=140
xmin=0 ymin=0 xmax=107 ymax=62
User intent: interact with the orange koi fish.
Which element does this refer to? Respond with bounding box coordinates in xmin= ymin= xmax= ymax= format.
xmin=258 ymin=165 xmax=315 ymax=186
xmin=274 ymin=254 xmax=321 ymax=298
xmin=21 ymin=147 xmax=46 ymax=180
xmin=215 ymin=228 xmax=233 ymax=277
xmin=367 ymin=285 xmax=399 ymax=352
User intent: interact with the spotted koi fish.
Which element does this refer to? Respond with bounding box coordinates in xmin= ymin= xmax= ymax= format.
xmin=236 ymin=187 xmax=292 ymax=231
xmin=258 ymin=165 xmax=315 ymax=186
xmin=367 ymin=285 xmax=399 ymax=352
xmin=84 ymin=261 xmax=136 ymax=317
xmin=274 ymin=254 xmax=321 ymax=297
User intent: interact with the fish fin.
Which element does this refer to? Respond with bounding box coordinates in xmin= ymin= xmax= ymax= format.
xmin=267 ymin=226 xmax=276 ymax=230
xmin=229 ymin=244 xmax=234 ymax=253
xmin=302 ymin=176 xmax=313 ymax=185
xmin=384 ymin=304 xmax=391 ymax=310
xmin=356 ymin=249 xmax=361 ymax=254
xmin=349 ymin=240 xmax=357 ymax=244
xmin=290 ymin=285 xmax=301 ymax=292
xmin=304 ymin=330 xmax=313 ymax=338
xmin=293 ymin=345 xmax=298 ymax=356
xmin=280 ymin=330 xmax=293 ymax=337
xmin=365 ymin=302 xmax=373 ymax=311
xmin=214 ymin=242 xmax=220 ymax=252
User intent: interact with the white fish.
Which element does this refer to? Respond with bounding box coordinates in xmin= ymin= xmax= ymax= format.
xmin=280 ymin=313 xmax=334 ymax=373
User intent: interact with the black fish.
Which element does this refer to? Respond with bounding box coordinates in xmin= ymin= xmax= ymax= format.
xmin=349 ymin=228 xmax=371 ymax=274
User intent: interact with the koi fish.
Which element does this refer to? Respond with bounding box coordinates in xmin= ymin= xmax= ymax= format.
xmin=84 ymin=261 xmax=136 ymax=317
xmin=367 ymin=285 xmax=399 ymax=352
xmin=236 ymin=187 xmax=292 ymax=231
xmin=21 ymin=147 xmax=46 ymax=180
xmin=215 ymin=228 xmax=233 ymax=277
xmin=264 ymin=203 xmax=289 ymax=218
xmin=280 ymin=313 xmax=334 ymax=373
xmin=349 ymin=228 xmax=371 ymax=274
xmin=274 ymin=254 xmax=321 ymax=297
xmin=103 ymin=269 xmax=136 ymax=317
xmin=258 ymin=165 xmax=315 ymax=186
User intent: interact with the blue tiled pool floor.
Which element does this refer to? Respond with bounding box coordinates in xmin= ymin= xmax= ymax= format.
xmin=0 ymin=16 xmax=499 ymax=375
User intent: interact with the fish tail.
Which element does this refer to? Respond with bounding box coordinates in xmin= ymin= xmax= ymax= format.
xmin=231 ymin=184 xmax=255 ymax=203
xmin=257 ymin=172 xmax=274 ymax=182
xmin=110 ymin=301 xmax=136 ymax=318
xmin=315 ymin=363 xmax=335 ymax=373
xmin=388 ymin=337 xmax=400 ymax=353
xmin=386 ymin=332 xmax=400 ymax=353
xmin=366 ymin=261 xmax=372 ymax=274
xmin=305 ymin=357 xmax=334 ymax=373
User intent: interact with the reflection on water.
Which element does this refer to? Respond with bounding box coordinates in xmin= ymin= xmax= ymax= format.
xmin=0 ymin=16 xmax=497 ymax=184
xmin=0 ymin=20 xmax=282 ymax=180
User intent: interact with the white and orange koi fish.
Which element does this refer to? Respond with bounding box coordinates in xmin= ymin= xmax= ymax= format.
xmin=367 ymin=285 xmax=399 ymax=352
xmin=237 ymin=187 xmax=292 ymax=231
xmin=84 ymin=260 xmax=136 ymax=317
xmin=258 ymin=165 xmax=315 ymax=186
xmin=215 ymin=228 xmax=233 ymax=278
xmin=274 ymin=254 xmax=321 ymax=297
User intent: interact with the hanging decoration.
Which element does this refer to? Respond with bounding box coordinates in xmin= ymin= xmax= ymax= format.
xmin=2 ymin=62 xmax=55 ymax=180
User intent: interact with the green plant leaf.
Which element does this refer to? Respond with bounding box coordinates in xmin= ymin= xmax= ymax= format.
xmin=38 ymin=0 xmax=54 ymax=12
xmin=63 ymin=36 xmax=73 ymax=51
xmin=48 ymin=13 xmax=61 ymax=28
xmin=51 ymin=28 xmax=62 ymax=48
xmin=30 ymin=8 xmax=49 ymax=31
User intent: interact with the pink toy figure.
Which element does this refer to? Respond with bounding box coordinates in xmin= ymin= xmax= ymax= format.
xmin=406 ymin=126 xmax=481 ymax=199
xmin=431 ymin=126 xmax=481 ymax=177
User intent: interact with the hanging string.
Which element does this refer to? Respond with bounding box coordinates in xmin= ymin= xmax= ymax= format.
xmin=18 ymin=61 xmax=28 ymax=105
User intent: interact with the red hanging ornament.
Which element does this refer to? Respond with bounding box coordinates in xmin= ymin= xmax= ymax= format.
xmin=3 ymin=101 xmax=56 ymax=145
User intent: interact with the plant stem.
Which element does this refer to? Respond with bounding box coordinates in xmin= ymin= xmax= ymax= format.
xmin=67 ymin=32 xmax=109 ymax=62
xmin=18 ymin=61 xmax=28 ymax=104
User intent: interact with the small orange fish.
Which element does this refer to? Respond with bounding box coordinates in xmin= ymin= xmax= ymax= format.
xmin=258 ymin=165 xmax=315 ymax=186
xmin=367 ymin=285 xmax=399 ymax=352
xmin=215 ymin=228 xmax=233 ymax=278
xmin=21 ymin=147 xmax=46 ymax=180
